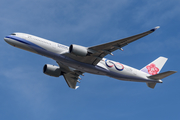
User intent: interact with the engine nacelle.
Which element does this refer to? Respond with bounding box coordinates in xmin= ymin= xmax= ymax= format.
xmin=69 ymin=44 xmax=88 ymax=56
xmin=43 ymin=64 xmax=61 ymax=77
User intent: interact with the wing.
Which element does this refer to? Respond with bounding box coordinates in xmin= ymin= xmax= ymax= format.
xmin=63 ymin=73 xmax=80 ymax=89
xmin=63 ymin=26 xmax=160 ymax=65
xmin=57 ymin=61 xmax=83 ymax=89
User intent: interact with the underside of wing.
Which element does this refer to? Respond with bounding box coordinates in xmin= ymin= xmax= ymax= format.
xmin=57 ymin=61 xmax=83 ymax=89
xmin=88 ymin=26 xmax=160 ymax=65
xmin=63 ymin=26 xmax=160 ymax=66
xmin=63 ymin=73 xmax=80 ymax=89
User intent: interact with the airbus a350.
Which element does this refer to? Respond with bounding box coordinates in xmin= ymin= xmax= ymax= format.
xmin=4 ymin=26 xmax=177 ymax=89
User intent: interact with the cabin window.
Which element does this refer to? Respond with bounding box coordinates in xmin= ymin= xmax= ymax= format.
xmin=11 ymin=33 xmax=16 ymax=35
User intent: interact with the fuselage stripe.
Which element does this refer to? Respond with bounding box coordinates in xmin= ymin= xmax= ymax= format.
xmin=5 ymin=35 xmax=47 ymax=51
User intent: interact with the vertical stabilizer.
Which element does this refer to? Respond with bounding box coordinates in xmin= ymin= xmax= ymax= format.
xmin=141 ymin=57 xmax=168 ymax=75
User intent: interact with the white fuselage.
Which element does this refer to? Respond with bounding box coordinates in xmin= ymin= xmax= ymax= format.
xmin=4 ymin=33 xmax=162 ymax=83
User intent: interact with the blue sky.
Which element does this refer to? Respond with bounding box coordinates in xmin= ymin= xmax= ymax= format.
xmin=0 ymin=0 xmax=180 ymax=120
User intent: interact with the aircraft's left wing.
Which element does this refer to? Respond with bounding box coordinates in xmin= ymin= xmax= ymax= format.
xmin=57 ymin=61 xmax=83 ymax=89
xmin=63 ymin=26 xmax=160 ymax=65
xmin=63 ymin=73 xmax=80 ymax=89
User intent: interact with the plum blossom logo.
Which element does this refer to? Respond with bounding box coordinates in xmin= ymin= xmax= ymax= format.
xmin=146 ymin=63 xmax=159 ymax=75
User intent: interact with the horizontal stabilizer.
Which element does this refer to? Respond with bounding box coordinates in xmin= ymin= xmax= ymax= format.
xmin=148 ymin=71 xmax=177 ymax=80
xmin=146 ymin=83 xmax=156 ymax=89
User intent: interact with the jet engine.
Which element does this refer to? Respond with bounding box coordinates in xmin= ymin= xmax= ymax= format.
xmin=43 ymin=64 xmax=61 ymax=77
xmin=69 ymin=44 xmax=89 ymax=56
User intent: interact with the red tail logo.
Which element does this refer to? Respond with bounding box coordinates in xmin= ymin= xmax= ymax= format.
xmin=146 ymin=63 xmax=159 ymax=75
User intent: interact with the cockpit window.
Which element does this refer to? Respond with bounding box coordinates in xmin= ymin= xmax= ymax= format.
xmin=11 ymin=33 xmax=16 ymax=35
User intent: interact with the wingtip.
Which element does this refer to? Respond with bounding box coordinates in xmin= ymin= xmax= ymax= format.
xmin=150 ymin=26 xmax=160 ymax=31
xmin=75 ymin=86 xmax=79 ymax=89
xmin=155 ymin=26 xmax=160 ymax=29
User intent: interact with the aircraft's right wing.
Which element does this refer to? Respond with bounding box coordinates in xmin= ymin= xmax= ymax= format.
xmin=63 ymin=26 xmax=160 ymax=66
xmin=88 ymin=26 xmax=160 ymax=65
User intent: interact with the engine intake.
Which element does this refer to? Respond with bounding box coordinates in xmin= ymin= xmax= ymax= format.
xmin=43 ymin=64 xmax=61 ymax=77
xmin=69 ymin=44 xmax=88 ymax=56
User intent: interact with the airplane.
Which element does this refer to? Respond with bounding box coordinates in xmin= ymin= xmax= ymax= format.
xmin=4 ymin=26 xmax=177 ymax=89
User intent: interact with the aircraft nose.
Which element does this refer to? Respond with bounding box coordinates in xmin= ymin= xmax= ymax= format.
xmin=4 ymin=37 xmax=9 ymax=43
xmin=4 ymin=37 xmax=12 ymax=44
xmin=4 ymin=36 xmax=14 ymax=45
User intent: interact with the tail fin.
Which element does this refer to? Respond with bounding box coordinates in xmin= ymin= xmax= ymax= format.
xmin=141 ymin=56 xmax=168 ymax=89
xmin=140 ymin=56 xmax=168 ymax=75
